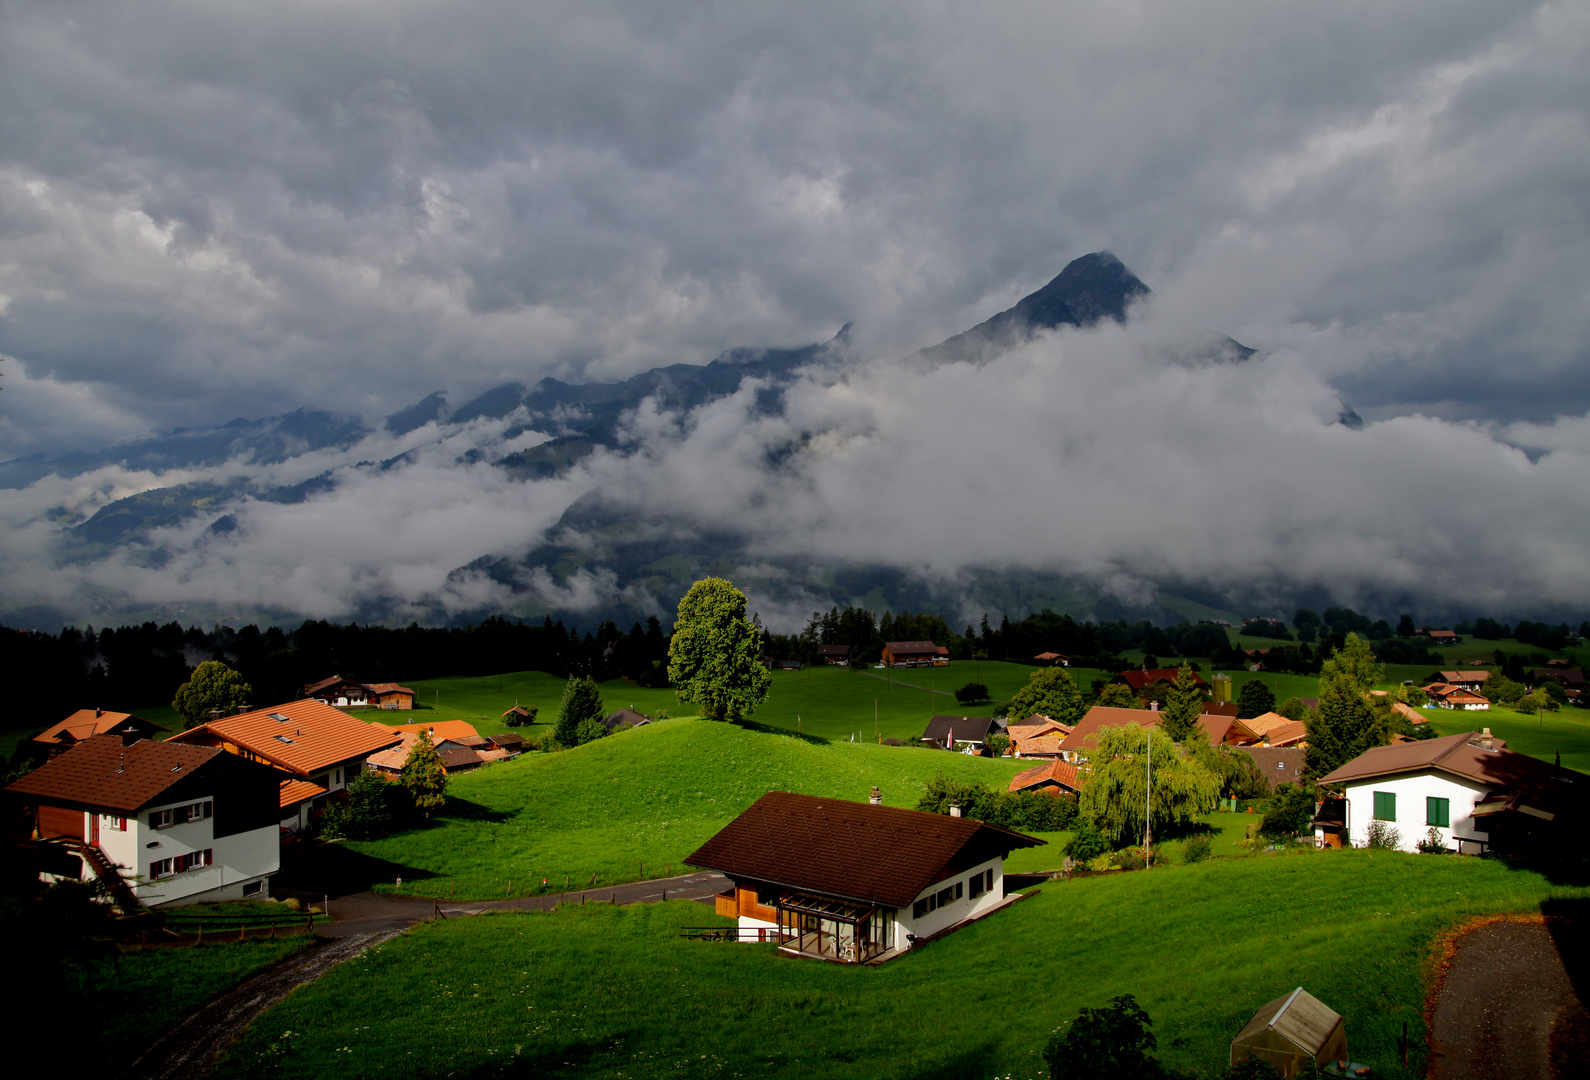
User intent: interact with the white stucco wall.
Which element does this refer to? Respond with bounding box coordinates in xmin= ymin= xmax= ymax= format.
xmin=894 ymin=855 xmax=1005 ymax=943
xmin=90 ymin=795 xmax=280 ymax=905
xmin=1339 ymin=770 xmax=1492 ymax=853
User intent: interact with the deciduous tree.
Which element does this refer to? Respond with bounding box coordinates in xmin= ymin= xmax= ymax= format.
xmin=172 ymin=660 xmax=252 ymax=728
xmin=400 ymin=729 xmax=448 ymax=818
xmin=1043 ymin=994 xmax=1166 ymax=1080
xmin=1005 ymin=667 xmax=1086 ymax=725
xmin=1078 ymin=724 xmax=1219 ymax=847
xmin=667 ymin=577 xmax=772 ymax=722
xmin=1094 ymin=684 xmax=1142 ymax=710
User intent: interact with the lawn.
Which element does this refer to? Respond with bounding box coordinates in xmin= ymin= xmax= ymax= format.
xmin=341 ymin=718 xmax=1028 ymax=899
xmin=1423 ymin=705 xmax=1590 ymax=773
xmin=211 ymin=851 xmax=1588 ymax=1080
xmin=74 ymin=936 xmax=312 ymax=1076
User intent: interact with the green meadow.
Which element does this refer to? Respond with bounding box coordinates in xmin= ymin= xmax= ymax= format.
xmin=342 ymin=719 xmax=1028 ymax=899
xmin=211 ymin=853 xmax=1589 ymax=1080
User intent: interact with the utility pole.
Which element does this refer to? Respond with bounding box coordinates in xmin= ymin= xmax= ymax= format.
xmin=875 ymin=699 xmax=878 ymax=743
xmin=1144 ymin=728 xmax=1153 ymax=868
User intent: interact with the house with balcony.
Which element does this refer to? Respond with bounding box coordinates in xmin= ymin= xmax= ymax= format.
xmin=687 ymin=790 xmax=1042 ymax=964
xmin=4 ymin=732 xmax=282 ymax=907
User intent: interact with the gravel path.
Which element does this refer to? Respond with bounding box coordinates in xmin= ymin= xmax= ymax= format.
xmin=1429 ymin=919 xmax=1581 ymax=1080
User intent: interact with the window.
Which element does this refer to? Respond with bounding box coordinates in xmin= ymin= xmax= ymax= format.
xmin=242 ymin=880 xmax=263 ymax=897
xmin=954 ymin=881 xmax=963 ymax=900
xmin=175 ymin=802 xmax=212 ymax=824
xmin=986 ymin=869 xmax=994 ymax=893
xmin=936 ymin=886 xmax=955 ymax=907
xmin=1373 ymin=791 xmax=1397 ymax=821
xmin=149 ymin=858 xmax=173 ymax=878
xmin=1426 ymin=797 xmax=1450 ymax=828
xmin=172 ymin=849 xmax=212 ymax=873
xmin=273 ymin=735 xmax=295 ymax=744
xmin=100 ymin=814 xmax=127 ymax=831
xmin=149 ymin=808 xmax=174 ymax=829
xmin=969 ymin=874 xmax=987 ymax=899
xmin=913 ymin=894 xmax=938 ymax=919
xmin=756 ymin=886 xmax=780 ymax=909
xmin=269 ymin=712 xmax=290 ymax=722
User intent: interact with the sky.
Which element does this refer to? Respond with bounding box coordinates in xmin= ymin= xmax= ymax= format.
xmin=1 ymin=1 xmax=1588 ymax=628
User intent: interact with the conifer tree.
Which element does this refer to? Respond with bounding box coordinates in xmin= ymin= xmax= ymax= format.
xmin=1305 ymin=632 xmax=1392 ymax=777
xmin=554 ymin=675 xmax=605 ymax=747
xmin=1156 ymin=663 xmax=1205 ymax=742
xmin=400 ymin=729 xmax=448 ymax=818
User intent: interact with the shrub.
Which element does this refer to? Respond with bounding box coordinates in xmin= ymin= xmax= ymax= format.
xmin=1258 ymin=784 xmax=1315 ymax=838
xmin=954 ymin=681 xmax=990 ymax=704
xmin=1065 ymin=824 xmax=1113 ymax=863
xmin=321 ymin=771 xmax=410 ymax=840
xmin=986 ymin=733 xmax=1011 ymax=757
xmin=1042 ymin=993 xmax=1165 ymax=1080
xmin=1365 ymin=820 xmax=1402 ymax=850
xmin=1182 ymin=834 xmax=1213 ymax=863
xmin=1114 ymin=850 xmax=1146 ymax=871
xmin=1416 ymin=827 xmax=1449 ymax=854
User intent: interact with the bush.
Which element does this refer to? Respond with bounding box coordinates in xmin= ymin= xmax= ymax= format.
xmin=1182 ymin=834 xmax=1213 ymax=863
xmin=1416 ymin=826 xmax=1449 ymax=854
xmin=1065 ymin=824 xmax=1113 ymax=863
xmin=321 ymin=771 xmax=410 ymax=840
xmin=1258 ymin=784 xmax=1315 ymax=839
xmin=1365 ymin=820 xmax=1402 ymax=850
xmin=954 ymin=681 xmax=990 ymax=704
xmin=1042 ymin=993 xmax=1165 ymax=1080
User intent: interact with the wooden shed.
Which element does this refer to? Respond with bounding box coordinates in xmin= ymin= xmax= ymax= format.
xmin=1230 ymin=987 xmax=1348 ymax=1078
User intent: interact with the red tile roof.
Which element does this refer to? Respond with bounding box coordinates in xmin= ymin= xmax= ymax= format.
xmin=366 ymin=683 xmax=415 ymax=697
xmin=685 ymin=791 xmax=1043 ymax=908
xmin=171 ymin=699 xmax=402 ymax=777
xmin=6 ymin=734 xmax=222 ymax=813
xmin=384 ymin=720 xmax=481 ymax=742
xmin=883 ymin=640 xmax=938 ymax=656
xmin=1441 ymin=671 xmax=1490 ymax=684
xmin=1116 ymin=669 xmax=1208 ymax=691
xmin=32 ymin=709 xmax=157 ymax=746
xmin=1058 ymin=706 xmax=1233 ymax=753
xmin=1008 ymin=760 xmax=1083 ymax=794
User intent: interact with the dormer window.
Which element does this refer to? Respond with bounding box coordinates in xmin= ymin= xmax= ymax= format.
xmin=269 ymin=712 xmax=290 ymax=723
xmin=273 ymin=735 xmax=294 ymax=744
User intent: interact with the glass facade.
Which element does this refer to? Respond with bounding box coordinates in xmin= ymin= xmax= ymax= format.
xmin=778 ymin=893 xmax=895 ymax=963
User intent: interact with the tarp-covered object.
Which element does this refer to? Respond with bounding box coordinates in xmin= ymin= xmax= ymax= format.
xmin=1230 ymin=987 xmax=1348 ymax=1078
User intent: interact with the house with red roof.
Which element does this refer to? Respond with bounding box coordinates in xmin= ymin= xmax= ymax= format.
xmin=1112 ymin=669 xmax=1209 ymax=693
xmin=170 ymin=699 xmax=402 ymax=832
xmin=881 ymin=641 xmax=944 ymax=667
xmin=1422 ymin=683 xmax=1491 ymax=711
xmin=4 ymin=733 xmax=282 ymax=906
xmin=1008 ymin=759 xmax=1084 ymax=796
xmin=686 ymin=790 xmax=1042 ymax=963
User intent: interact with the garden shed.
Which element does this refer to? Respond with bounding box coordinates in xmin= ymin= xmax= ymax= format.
xmin=1230 ymin=987 xmax=1348 ymax=1078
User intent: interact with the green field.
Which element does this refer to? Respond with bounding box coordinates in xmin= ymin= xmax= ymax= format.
xmin=342 ymin=718 xmax=1027 ymax=899
xmin=1423 ymin=705 xmax=1590 ymax=773
xmin=211 ymin=852 xmax=1588 ymax=1080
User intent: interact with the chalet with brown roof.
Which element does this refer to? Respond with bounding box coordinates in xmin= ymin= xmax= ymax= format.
xmin=302 ymin=676 xmax=374 ymax=708
xmin=881 ymin=641 xmax=943 ymax=667
xmin=1055 ymin=706 xmax=1235 ymax=762
xmin=502 ymin=705 xmax=534 ymax=723
xmin=1033 ymin=652 xmax=1071 ymax=666
xmin=1428 ymin=630 xmax=1462 ymax=645
xmin=920 ymin=715 xmax=1006 ymax=751
xmin=1314 ymin=729 xmax=1585 ymax=855
xmin=366 ymin=683 xmax=415 ymax=710
xmin=170 ymin=699 xmax=401 ymax=831
xmin=686 ymin=790 xmax=1043 ymax=963
xmin=602 ymin=707 xmax=652 ymax=732
xmin=1422 ymin=683 xmax=1491 ymax=711
xmin=1440 ymin=671 xmax=1490 ymax=691
xmin=30 ymin=709 xmax=165 ymax=758
xmin=4 ymin=733 xmax=281 ymax=907
xmin=1008 ymin=760 xmax=1084 ymax=796
xmin=1114 ymin=669 xmax=1209 ymax=692
xmin=366 ymin=733 xmax=487 ymax=775
xmin=815 ymin=645 xmax=852 ymax=665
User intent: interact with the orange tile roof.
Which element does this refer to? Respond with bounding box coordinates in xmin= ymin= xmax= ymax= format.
xmin=1014 ymin=735 xmax=1068 ymax=757
xmin=170 ymin=699 xmax=402 ymax=777
xmin=279 ymin=777 xmax=329 ymax=810
xmin=1263 ymin=720 xmax=1308 ymax=747
xmin=32 ymin=709 xmax=151 ymax=746
xmin=1008 ymin=760 xmax=1084 ymax=793
xmin=384 ymin=720 xmax=481 ymax=742
xmin=367 ymin=683 xmax=415 ymax=696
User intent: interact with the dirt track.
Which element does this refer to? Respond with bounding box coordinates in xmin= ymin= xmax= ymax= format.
xmin=1429 ymin=919 xmax=1582 ymax=1079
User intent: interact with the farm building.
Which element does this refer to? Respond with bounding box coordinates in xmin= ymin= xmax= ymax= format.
xmin=1007 ymin=759 xmax=1083 ymax=796
xmin=602 ymin=707 xmax=652 ymax=732
xmin=881 ymin=641 xmax=944 ymax=667
xmin=302 ymin=676 xmax=374 ymax=708
xmin=1033 ymin=652 xmax=1070 ymax=666
xmin=1113 ymin=668 xmax=1208 ymax=692
xmin=1313 ymin=729 xmax=1587 ymax=855
xmin=687 ymin=790 xmax=1042 ymax=964
xmin=366 ymin=683 xmax=415 ymax=710
xmin=1422 ymin=683 xmax=1491 ymax=710
xmin=1229 ymin=987 xmax=1348 ymax=1078
xmin=502 ymin=705 xmax=535 ymax=723
xmin=30 ymin=709 xmax=165 ymax=758
xmin=5 ymin=732 xmax=282 ymax=906
xmin=1428 ymin=629 xmax=1462 ymax=645
xmin=815 ymin=645 xmax=851 ymax=665
xmin=171 ymin=699 xmax=402 ymax=833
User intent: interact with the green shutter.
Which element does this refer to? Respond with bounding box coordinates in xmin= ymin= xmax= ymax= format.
xmin=1373 ymin=791 xmax=1397 ymax=821
xmin=1426 ymin=797 xmax=1450 ymax=828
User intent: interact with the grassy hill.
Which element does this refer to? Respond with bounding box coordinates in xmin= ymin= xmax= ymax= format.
xmin=341 ymin=719 xmax=1028 ymax=900
xmin=213 ymin=851 xmax=1590 ymax=1080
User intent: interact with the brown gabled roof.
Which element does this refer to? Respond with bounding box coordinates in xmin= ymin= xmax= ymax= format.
xmin=1008 ymin=760 xmax=1083 ymax=794
xmin=366 ymin=682 xmax=415 ymax=697
xmin=502 ymin=706 xmax=532 ymax=719
xmin=921 ymin=715 xmax=1001 ymax=745
xmin=303 ymin=675 xmax=368 ymax=697
xmin=488 ymin=732 xmax=525 ymax=749
xmin=1441 ymin=671 xmax=1490 ymax=684
xmin=1116 ymin=669 xmax=1208 ymax=691
xmin=883 ymin=640 xmax=938 ymax=656
xmin=1391 ymin=702 xmax=1426 ymax=725
xmin=32 ymin=709 xmax=159 ymax=747
xmin=1013 ymin=735 xmax=1068 ymax=757
xmin=1263 ymin=720 xmax=1308 ymax=747
xmin=1428 ymin=630 xmax=1460 ymax=639
xmin=5 ymin=734 xmax=223 ymax=814
xmin=1318 ymin=731 xmax=1585 ymax=795
xmin=685 ymin=791 xmax=1043 ymax=908
xmin=1239 ymin=746 xmax=1306 ymax=789
xmin=171 ymin=699 xmax=401 ymax=777
xmin=1034 ymin=652 xmax=1068 ymax=661
xmin=1008 ymin=719 xmax=1071 ymax=743
xmin=1059 ymin=707 xmax=1159 ymax=753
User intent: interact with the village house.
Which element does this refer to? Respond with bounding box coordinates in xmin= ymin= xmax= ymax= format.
xmin=1440 ymin=671 xmax=1490 ymax=692
xmin=29 ymin=709 xmax=165 ymax=759
xmin=302 ymin=676 xmax=374 ymax=708
xmin=1113 ymin=669 xmax=1209 ymax=693
xmin=1007 ymin=759 xmax=1084 ymax=796
xmin=1422 ymin=683 xmax=1491 ymax=711
xmin=602 ymin=707 xmax=653 ymax=732
xmin=1229 ymin=712 xmax=1308 ymax=748
xmin=1033 ymin=652 xmax=1071 ymax=666
xmin=1313 ymin=729 xmax=1585 ymax=854
xmin=1238 ymin=746 xmax=1307 ymax=790
xmin=366 ymin=683 xmax=416 ymax=710
xmin=919 ymin=715 xmax=1006 ymax=752
xmin=1054 ymin=705 xmax=1237 ymax=762
xmin=5 ymin=732 xmax=282 ymax=906
xmin=815 ymin=644 xmax=851 ymax=665
xmin=1007 ymin=716 xmax=1075 ymax=759
xmin=881 ymin=641 xmax=944 ymax=667
xmin=170 ymin=699 xmax=402 ymax=833
xmin=1428 ymin=629 xmax=1462 ymax=646
xmin=366 ymin=732 xmax=493 ymax=775
xmin=687 ymin=790 xmax=1043 ymax=963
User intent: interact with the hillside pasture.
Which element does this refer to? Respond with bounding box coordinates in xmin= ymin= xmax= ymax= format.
xmin=340 ymin=719 xmax=1027 ymax=900
xmin=212 ymin=852 xmax=1588 ymax=1080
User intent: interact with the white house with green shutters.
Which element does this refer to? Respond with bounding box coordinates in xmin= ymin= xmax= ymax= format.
xmin=1315 ymin=729 xmax=1583 ymax=855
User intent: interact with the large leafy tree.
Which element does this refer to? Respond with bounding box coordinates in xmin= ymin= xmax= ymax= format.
xmin=554 ymin=675 xmax=605 ymax=747
xmin=1078 ymin=724 xmax=1219 ymax=847
xmin=1305 ymin=633 xmax=1392 ymax=777
xmin=1094 ymin=683 xmax=1143 ymax=710
xmin=1155 ymin=663 xmax=1205 ymax=742
xmin=400 ymin=729 xmax=448 ymax=818
xmin=667 ymin=577 xmax=771 ymax=722
xmin=1235 ymin=679 xmax=1276 ymax=719
xmin=1005 ymin=667 xmax=1086 ymax=725
xmin=172 ymin=660 xmax=253 ymax=728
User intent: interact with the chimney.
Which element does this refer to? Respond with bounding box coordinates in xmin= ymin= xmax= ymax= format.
xmin=869 ymin=786 xmax=882 ymax=806
xmin=1150 ymin=701 xmax=1160 ymax=712
xmin=949 ymin=803 xmax=962 ymax=818
xmin=96 ymin=707 xmax=103 ymax=718
xmin=1481 ymin=727 xmax=1493 ymax=751
xmin=120 ymin=727 xmax=141 ymax=747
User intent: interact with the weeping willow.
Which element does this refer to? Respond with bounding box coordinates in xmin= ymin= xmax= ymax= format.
xmin=1078 ymin=724 xmax=1220 ymax=846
